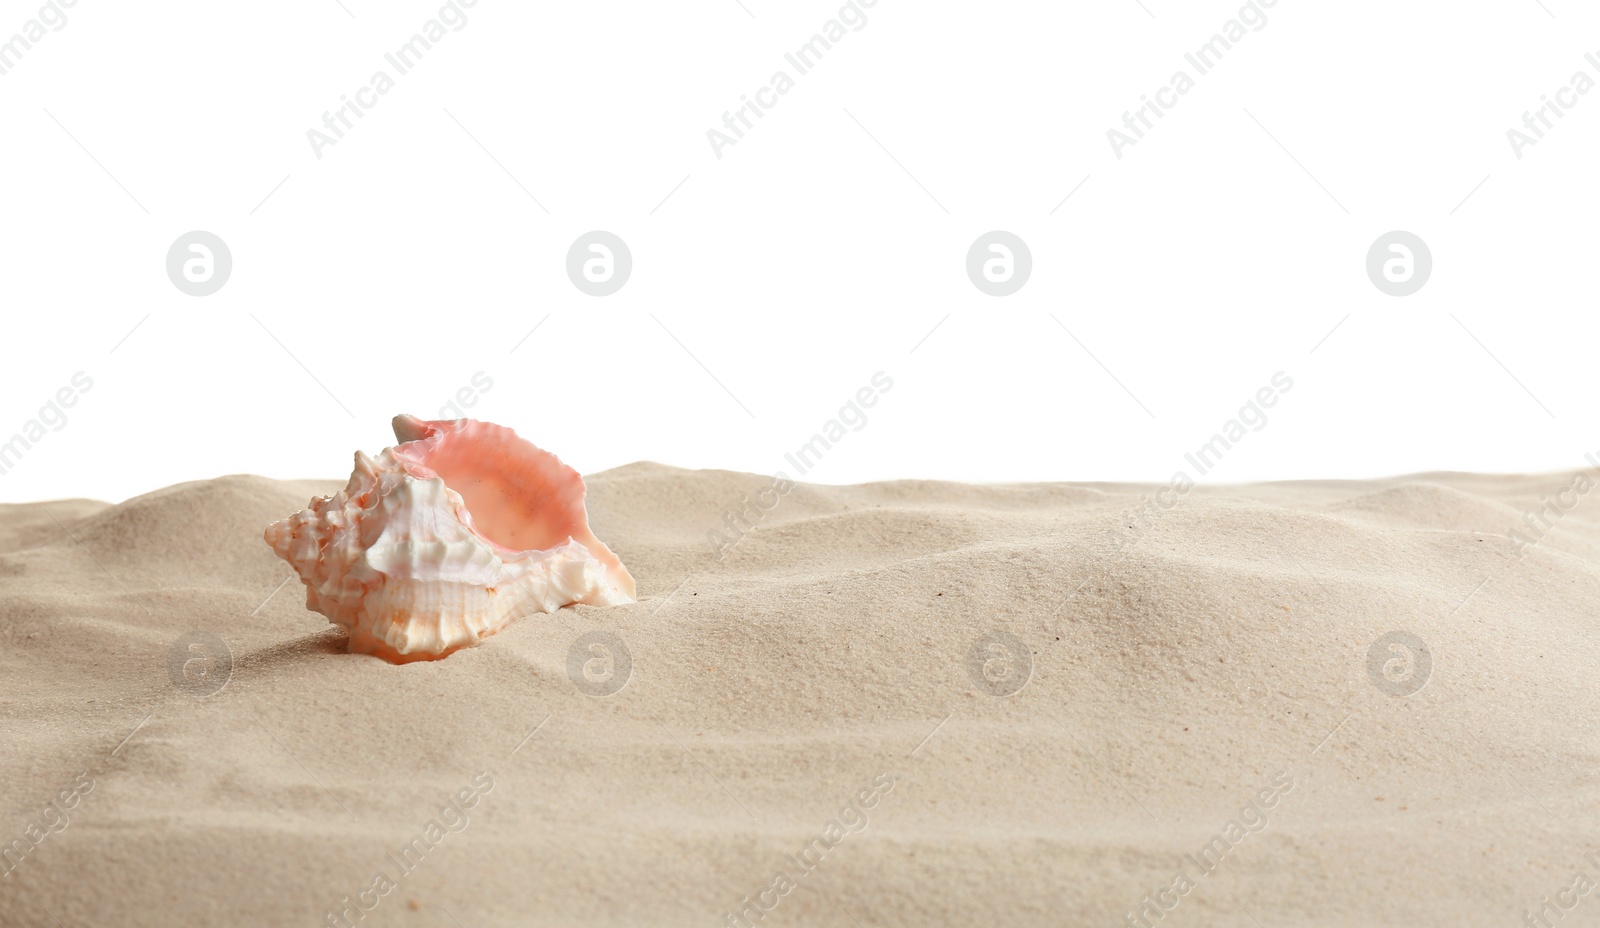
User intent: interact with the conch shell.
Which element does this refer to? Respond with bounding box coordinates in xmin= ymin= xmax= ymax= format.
xmin=264 ymin=415 xmax=636 ymax=662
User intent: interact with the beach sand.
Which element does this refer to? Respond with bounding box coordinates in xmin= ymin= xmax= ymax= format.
xmin=2 ymin=467 xmax=1598 ymax=927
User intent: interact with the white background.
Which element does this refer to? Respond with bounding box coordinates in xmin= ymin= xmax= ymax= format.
xmin=1 ymin=0 xmax=1595 ymax=504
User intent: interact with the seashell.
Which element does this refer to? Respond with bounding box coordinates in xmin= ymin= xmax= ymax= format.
xmin=264 ymin=415 xmax=636 ymax=662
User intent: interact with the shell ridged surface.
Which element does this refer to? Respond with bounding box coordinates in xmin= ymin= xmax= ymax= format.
xmin=263 ymin=416 xmax=635 ymax=662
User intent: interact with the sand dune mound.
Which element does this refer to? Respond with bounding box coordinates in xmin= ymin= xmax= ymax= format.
xmin=0 ymin=498 xmax=107 ymax=556
xmin=2 ymin=469 xmax=1598 ymax=927
xmin=1325 ymin=480 xmax=1523 ymax=532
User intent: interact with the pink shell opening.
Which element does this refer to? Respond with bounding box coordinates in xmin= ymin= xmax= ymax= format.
xmin=390 ymin=415 xmax=636 ymax=599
